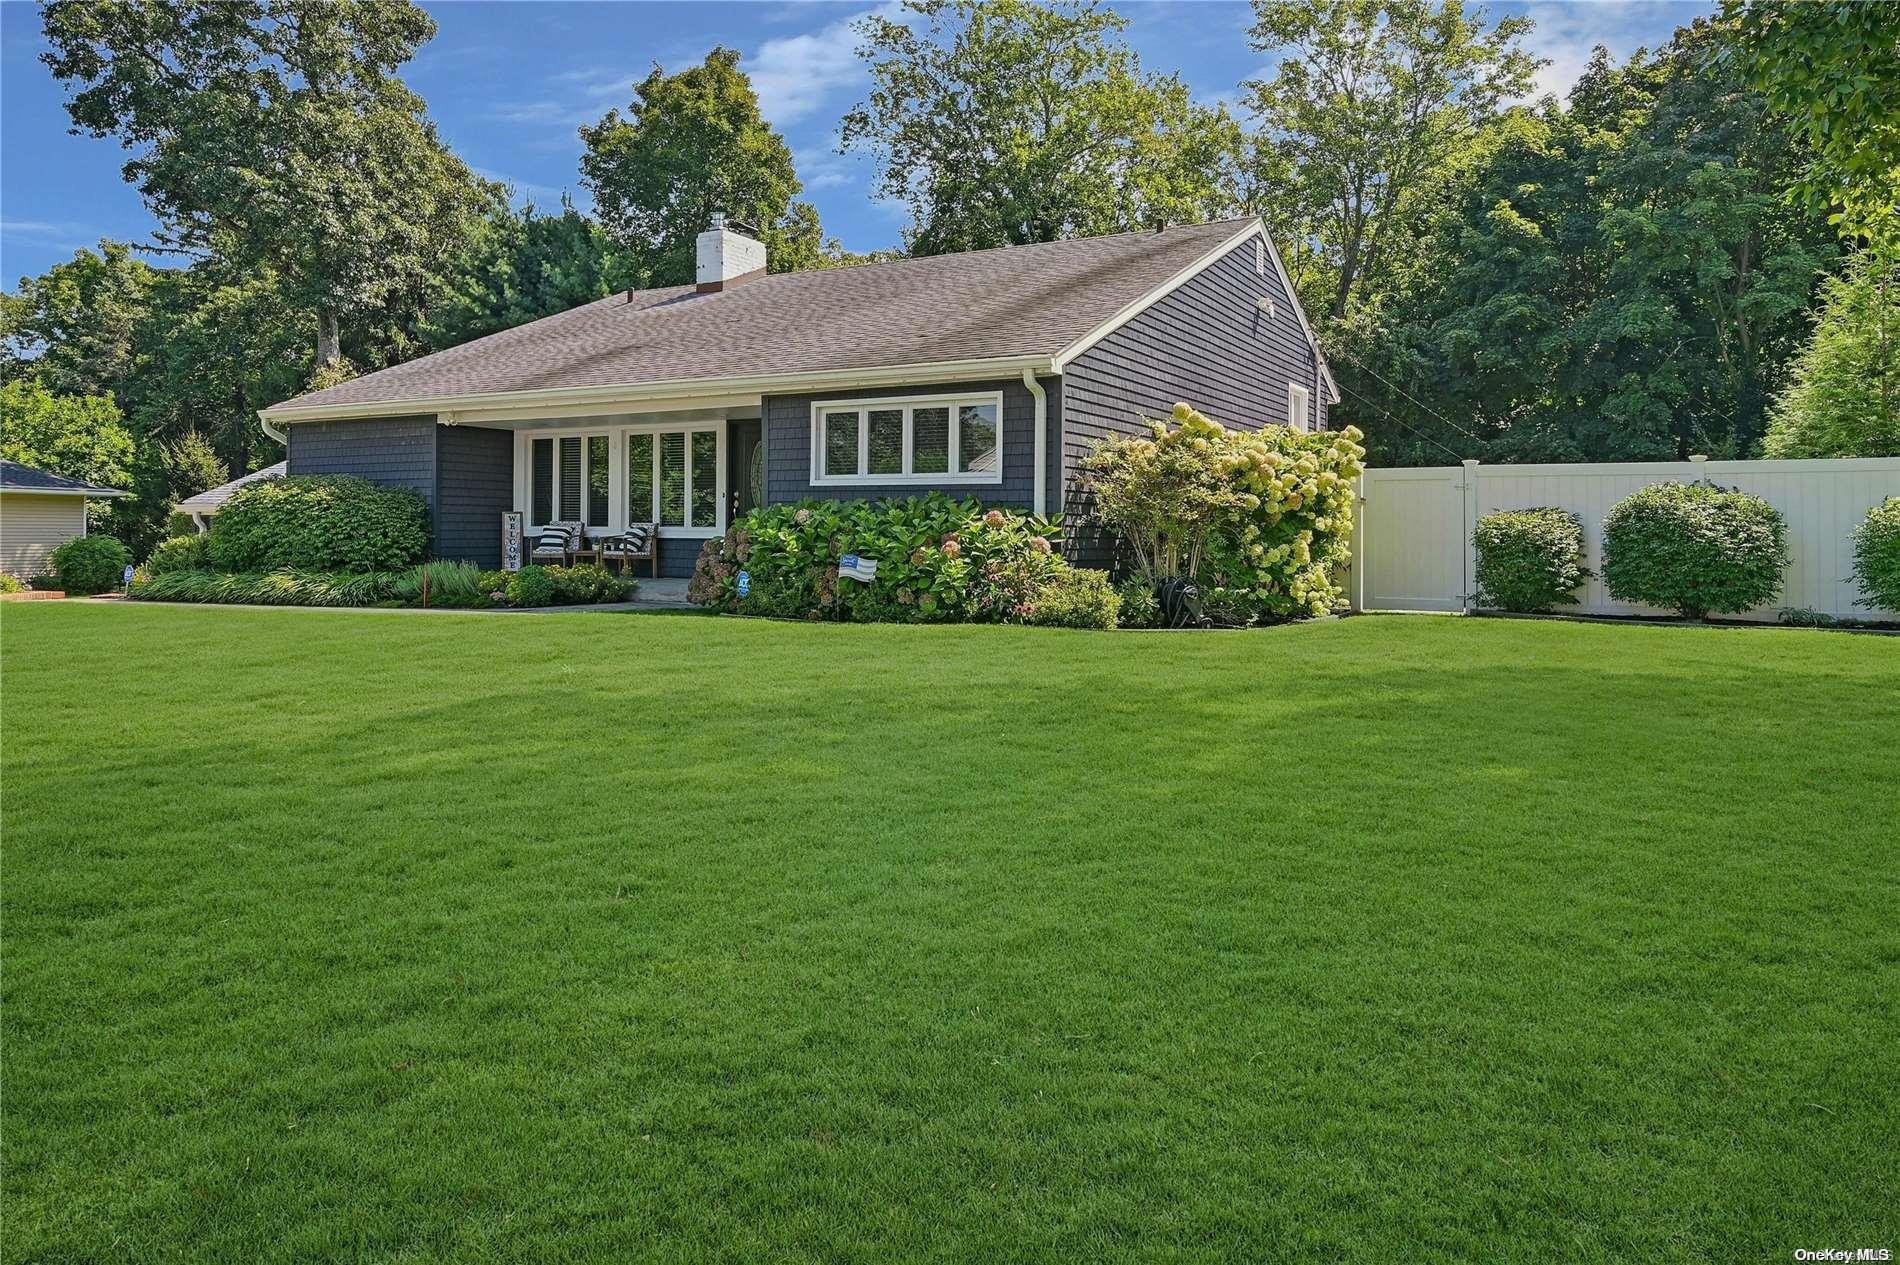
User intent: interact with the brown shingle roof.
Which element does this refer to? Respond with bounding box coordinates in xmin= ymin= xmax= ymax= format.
xmin=271 ymin=219 xmax=1257 ymax=413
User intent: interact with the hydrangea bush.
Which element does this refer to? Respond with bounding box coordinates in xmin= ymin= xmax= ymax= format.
xmin=1082 ymin=404 xmax=1365 ymax=620
xmin=689 ymin=493 xmax=1085 ymax=624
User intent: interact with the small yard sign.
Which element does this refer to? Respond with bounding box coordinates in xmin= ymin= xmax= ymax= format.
xmin=838 ymin=555 xmax=879 ymax=583
xmin=736 ymin=570 xmax=750 ymax=598
xmin=501 ymin=511 xmax=523 ymax=571
xmin=122 ymin=564 xmax=134 ymax=589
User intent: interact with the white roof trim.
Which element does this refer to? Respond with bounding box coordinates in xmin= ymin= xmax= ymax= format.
xmin=0 ymin=485 xmax=128 ymax=498
xmin=1051 ymin=217 xmax=1339 ymax=404
xmin=259 ymin=354 xmax=1053 ymax=425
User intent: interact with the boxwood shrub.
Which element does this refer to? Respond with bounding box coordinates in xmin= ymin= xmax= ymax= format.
xmin=1601 ymin=482 xmax=1787 ymax=618
xmin=208 ymin=475 xmax=428 ymax=573
xmin=1027 ymin=568 xmax=1120 ymax=629
xmin=49 ymin=534 xmax=129 ymax=594
xmin=1473 ymin=507 xmax=1591 ymax=612
xmin=1850 ymin=496 xmax=1900 ymax=612
xmin=146 ymin=534 xmax=213 ymax=574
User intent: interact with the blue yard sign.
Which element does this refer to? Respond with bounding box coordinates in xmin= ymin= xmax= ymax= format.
xmin=122 ymin=564 xmax=134 ymax=589
xmin=736 ymin=570 xmax=750 ymax=598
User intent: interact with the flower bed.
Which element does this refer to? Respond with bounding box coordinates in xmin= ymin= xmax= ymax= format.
xmin=689 ymin=494 xmax=1116 ymax=628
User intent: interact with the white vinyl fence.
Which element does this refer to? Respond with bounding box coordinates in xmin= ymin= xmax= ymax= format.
xmin=1350 ymin=456 xmax=1900 ymax=621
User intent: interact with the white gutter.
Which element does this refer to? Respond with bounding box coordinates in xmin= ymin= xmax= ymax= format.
xmin=259 ymin=414 xmax=288 ymax=446
xmin=1022 ymin=367 xmax=1048 ymax=517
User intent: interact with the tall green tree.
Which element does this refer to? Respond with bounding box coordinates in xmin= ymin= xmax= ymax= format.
xmin=579 ymin=49 xmax=822 ymax=286
xmin=1 ymin=241 xmax=157 ymax=399
xmin=0 ymin=379 xmax=135 ymax=492
xmin=419 ymin=200 xmax=641 ymax=351
xmin=841 ymin=0 xmax=1242 ymax=255
xmin=1762 ymin=251 xmax=1900 ymax=458
xmin=1343 ymin=20 xmax=1836 ymax=464
xmin=1245 ymin=0 xmax=1540 ymax=326
xmin=40 ymin=0 xmax=492 ymax=375
xmin=1721 ymin=0 xmax=1900 ymax=250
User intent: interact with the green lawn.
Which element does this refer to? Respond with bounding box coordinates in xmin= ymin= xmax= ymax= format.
xmin=3 ymin=604 xmax=1896 ymax=1262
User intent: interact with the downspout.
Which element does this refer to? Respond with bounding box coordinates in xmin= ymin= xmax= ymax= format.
xmin=1022 ymin=367 xmax=1047 ymax=518
xmin=258 ymin=411 xmax=288 ymax=448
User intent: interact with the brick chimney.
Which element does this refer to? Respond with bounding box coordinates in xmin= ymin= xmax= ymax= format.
xmin=695 ymin=212 xmax=766 ymax=293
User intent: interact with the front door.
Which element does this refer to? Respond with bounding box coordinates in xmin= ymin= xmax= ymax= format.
xmin=727 ymin=419 xmax=763 ymax=522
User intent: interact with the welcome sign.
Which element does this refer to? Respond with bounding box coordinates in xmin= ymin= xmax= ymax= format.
xmin=501 ymin=512 xmax=523 ymax=571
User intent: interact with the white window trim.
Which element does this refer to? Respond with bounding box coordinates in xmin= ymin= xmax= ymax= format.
xmin=1288 ymin=383 xmax=1312 ymax=432
xmin=516 ymin=421 xmax=726 ymax=540
xmin=809 ymin=390 xmax=1005 ymax=487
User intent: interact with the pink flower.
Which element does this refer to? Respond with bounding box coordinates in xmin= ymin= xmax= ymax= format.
xmin=940 ymin=539 xmax=962 ymax=559
xmin=984 ymin=509 xmax=1005 ymax=527
xmin=1029 ymin=536 xmax=1051 ymax=553
xmin=794 ymin=508 xmax=811 ymax=526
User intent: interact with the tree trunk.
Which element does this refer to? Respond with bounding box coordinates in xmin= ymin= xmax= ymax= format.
xmin=316 ymin=307 xmax=341 ymax=369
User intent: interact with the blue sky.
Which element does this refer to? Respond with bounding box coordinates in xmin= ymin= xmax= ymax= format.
xmin=1 ymin=0 xmax=1714 ymax=286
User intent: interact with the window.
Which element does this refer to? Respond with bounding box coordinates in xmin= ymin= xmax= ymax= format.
xmin=626 ymin=433 xmax=653 ymax=523
xmin=532 ymin=433 xmax=611 ymax=526
xmin=1288 ymin=383 xmax=1312 ymax=431
xmin=809 ymin=392 xmax=1005 ymax=484
xmin=531 ymin=425 xmax=721 ymax=534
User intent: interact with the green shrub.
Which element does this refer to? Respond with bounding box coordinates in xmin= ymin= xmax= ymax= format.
xmin=1115 ymin=576 xmax=1161 ymax=628
xmin=129 ymin=568 xmax=401 ymax=606
xmin=50 ymin=534 xmax=129 ymax=594
xmin=1850 ymin=496 xmax=1900 ymax=612
xmin=506 ymin=565 xmax=557 ymax=608
xmin=1473 ymin=508 xmax=1591 ymax=612
xmin=207 ymin=475 xmax=428 ymax=573
xmin=0 ymin=573 xmax=26 ymax=595
xmin=546 ymin=563 xmax=635 ymax=605
xmin=1027 ymin=567 xmax=1120 ymax=629
xmin=476 ymin=569 xmax=509 ymax=595
xmin=146 ymin=534 xmax=212 ymax=575
xmin=690 ymin=494 xmax=1061 ymax=623
xmin=1601 ymin=483 xmax=1787 ymax=618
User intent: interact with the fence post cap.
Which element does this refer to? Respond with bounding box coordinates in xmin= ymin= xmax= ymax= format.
xmin=1688 ymin=454 xmax=1708 ymax=464
xmin=1461 ymin=458 xmax=1480 ymax=467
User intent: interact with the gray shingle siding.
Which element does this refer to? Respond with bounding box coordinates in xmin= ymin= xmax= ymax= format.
xmin=433 ymin=425 xmax=513 ymax=567
xmin=762 ymin=376 xmax=1058 ymax=514
xmin=288 ymin=417 xmax=509 ymax=565
xmin=1059 ymin=235 xmax=1329 ymax=564
xmin=287 ymin=416 xmax=437 ymax=495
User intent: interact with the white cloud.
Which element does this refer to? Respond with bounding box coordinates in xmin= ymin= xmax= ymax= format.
xmin=747 ymin=2 xmax=904 ymax=128
xmin=1516 ymin=1 xmax=1709 ymax=103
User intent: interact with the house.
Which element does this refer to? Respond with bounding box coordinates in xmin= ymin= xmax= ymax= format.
xmin=174 ymin=461 xmax=287 ymax=532
xmin=259 ymin=216 xmax=1339 ymax=576
xmin=0 ymin=461 xmax=129 ymax=580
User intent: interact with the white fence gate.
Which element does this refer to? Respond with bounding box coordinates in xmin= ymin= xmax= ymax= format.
xmin=1351 ymin=456 xmax=1900 ymax=622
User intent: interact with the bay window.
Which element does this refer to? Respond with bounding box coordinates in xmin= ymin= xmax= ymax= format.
xmin=811 ymin=392 xmax=1003 ymax=485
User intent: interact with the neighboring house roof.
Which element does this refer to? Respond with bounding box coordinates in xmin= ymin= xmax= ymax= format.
xmin=175 ymin=461 xmax=287 ymax=516
xmin=0 ymin=460 xmax=128 ymax=498
xmin=264 ymin=218 xmax=1337 ymax=422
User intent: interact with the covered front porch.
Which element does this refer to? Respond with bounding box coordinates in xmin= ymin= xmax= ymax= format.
xmin=461 ymin=399 xmax=765 ymax=578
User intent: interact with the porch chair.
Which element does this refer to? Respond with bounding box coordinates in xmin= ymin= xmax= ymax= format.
xmin=600 ymin=522 xmax=657 ymax=578
xmin=530 ymin=520 xmax=584 ymax=566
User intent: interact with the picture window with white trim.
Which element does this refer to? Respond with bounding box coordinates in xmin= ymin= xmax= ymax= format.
xmin=810 ymin=392 xmax=1004 ymax=485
